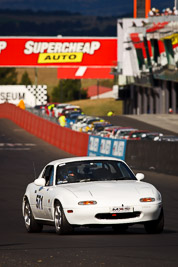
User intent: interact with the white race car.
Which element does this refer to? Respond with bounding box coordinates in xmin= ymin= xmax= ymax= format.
xmin=22 ymin=157 xmax=164 ymax=235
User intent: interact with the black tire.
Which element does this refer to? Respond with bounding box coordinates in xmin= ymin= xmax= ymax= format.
xmin=112 ymin=224 xmax=128 ymax=233
xmin=54 ymin=202 xmax=73 ymax=235
xmin=144 ymin=208 xmax=164 ymax=234
xmin=23 ymin=200 xmax=43 ymax=233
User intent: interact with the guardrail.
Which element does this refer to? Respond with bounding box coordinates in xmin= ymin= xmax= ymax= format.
xmin=0 ymin=103 xmax=88 ymax=156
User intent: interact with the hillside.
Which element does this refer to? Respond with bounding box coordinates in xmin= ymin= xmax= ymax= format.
xmin=69 ymin=98 xmax=123 ymax=116
xmin=0 ymin=10 xmax=120 ymax=37
xmin=0 ymin=0 xmax=174 ymax=17
xmin=16 ymin=68 xmax=114 ymax=99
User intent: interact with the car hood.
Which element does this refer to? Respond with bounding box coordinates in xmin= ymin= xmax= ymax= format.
xmin=64 ymin=181 xmax=155 ymax=204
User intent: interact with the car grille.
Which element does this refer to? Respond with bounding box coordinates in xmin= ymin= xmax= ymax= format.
xmin=95 ymin=212 xmax=141 ymax=220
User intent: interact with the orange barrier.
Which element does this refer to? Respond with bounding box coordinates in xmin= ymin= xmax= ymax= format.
xmin=0 ymin=103 xmax=89 ymax=156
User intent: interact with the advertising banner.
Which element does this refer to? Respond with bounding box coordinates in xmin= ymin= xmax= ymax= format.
xmin=0 ymin=37 xmax=117 ymax=67
xmin=162 ymin=33 xmax=178 ymax=63
xmin=57 ymin=66 xmax=114 ymax=79
xmin=0 ymin=85 xmax=47 ymax=107
xmin=88 ymin=136 xmax=127 ymax=160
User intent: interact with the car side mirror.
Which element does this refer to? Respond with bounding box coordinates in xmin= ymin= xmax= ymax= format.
xmin=34 ymin=178 xmax=46 ymax=186
xmin=136 ymin=173 xmax=144 ymax=181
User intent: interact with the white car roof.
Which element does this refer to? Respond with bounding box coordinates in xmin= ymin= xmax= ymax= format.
xmin=48 ymin=156 xmax=124 ymax=166
xmin=55 ymin=103 xmax=70 ymax=108
xmin=65 ymin=105 xmax=80 ymax=109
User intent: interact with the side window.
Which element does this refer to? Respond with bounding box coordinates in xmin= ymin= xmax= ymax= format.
xmin=56 ymin=165 xmax=68 ymax=184
xmin=42 ymin=165 xmax=54 ymax=186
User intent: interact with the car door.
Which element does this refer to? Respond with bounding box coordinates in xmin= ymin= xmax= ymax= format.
xmin=42 ymin=165 xmax=55 ymax=220
xmin=33 ymin=165 xmax=54 ymax=220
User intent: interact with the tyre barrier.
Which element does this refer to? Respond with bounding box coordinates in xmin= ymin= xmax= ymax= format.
xmin=0 ymin=103 xmax=89 ymax=156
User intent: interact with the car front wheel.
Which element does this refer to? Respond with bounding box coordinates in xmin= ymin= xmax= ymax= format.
xmin=144 ymin=208 xmax=164 ymax=234
xmin=54 ymin=202 xmax=73 ymax=235
xmin=23 ymin=200 xmax=43 ymax=233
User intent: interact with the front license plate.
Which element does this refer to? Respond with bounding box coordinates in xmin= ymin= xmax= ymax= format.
xmin=110 ymin=206 xmax=133 ymax=213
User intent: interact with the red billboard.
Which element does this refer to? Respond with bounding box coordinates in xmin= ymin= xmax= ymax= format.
xmin=57 ymin=66 xmax=114 ymax=79
xmin=0 ymin=37 xmax=117 ymax=67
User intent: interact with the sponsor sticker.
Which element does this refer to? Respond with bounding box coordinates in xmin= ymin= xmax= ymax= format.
xmin=110 ymin=206 xmax=133 ymax=213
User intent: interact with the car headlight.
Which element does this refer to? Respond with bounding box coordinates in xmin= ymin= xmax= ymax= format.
xmin=78 ymin=201 xmax=97 ymax=205
xmin=140 ymin=198 xmax=155 ymax=202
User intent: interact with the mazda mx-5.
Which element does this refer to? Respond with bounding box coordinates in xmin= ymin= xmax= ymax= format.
xmin=22 ymin=157 xmax=164 ymax=234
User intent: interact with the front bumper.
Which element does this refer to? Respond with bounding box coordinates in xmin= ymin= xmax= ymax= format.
xmin=64 ymin=202 xmax=162 ymax=226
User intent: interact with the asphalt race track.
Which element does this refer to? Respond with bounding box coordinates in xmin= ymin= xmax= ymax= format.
xmin=0 ymin=118 xmax=178 ymax=267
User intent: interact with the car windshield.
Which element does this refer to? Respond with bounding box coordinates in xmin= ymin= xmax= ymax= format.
xmin=56 ymin=160 xmax=136 ymax=185
xmin=120 ymin=131 xmax=133 ymax=136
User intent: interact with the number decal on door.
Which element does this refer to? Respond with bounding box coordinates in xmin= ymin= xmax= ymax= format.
xmin=36 ymin=195 xmax=43 ymax=209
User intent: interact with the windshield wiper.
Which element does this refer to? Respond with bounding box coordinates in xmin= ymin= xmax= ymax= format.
xmin=57 ymin=180 xmax=68 ymax=184
xmin=110 ymin=177 xmax=129 ymax=181
xmin=79 ymin=178 xmax=92 ymax=182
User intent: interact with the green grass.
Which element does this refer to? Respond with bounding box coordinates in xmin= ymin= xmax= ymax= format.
xmin=69 ymin=98 xmax=123 ymax=116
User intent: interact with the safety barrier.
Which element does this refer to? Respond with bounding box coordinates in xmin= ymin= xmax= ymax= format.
xmin=125 ymin=140 xmax=178 ymax=176
xmin=1 ymin=103 xmax=178 ymax=176
xmin=88 ymin=135 xmax=127 ymax=160
xmin=88 ymin=134 xmax=178 ymax=176
xmin=0 ymin=103 xmax=89 ymax=156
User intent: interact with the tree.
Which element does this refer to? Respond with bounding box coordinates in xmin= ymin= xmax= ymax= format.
xmin=0 ymin=68 xmax=17 ymax=84
xmin=20 ymin=71 xmax=32 ymax=85
xmin=51 ymin=79 xmax=87 ymax=102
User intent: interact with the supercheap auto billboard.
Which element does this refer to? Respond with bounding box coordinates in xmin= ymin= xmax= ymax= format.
xmin=0 ymin=37 xmax=117 ymax=67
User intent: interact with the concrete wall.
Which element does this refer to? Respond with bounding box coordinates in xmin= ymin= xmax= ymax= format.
xmin=126 ymin=140 xmax=178 ymax=176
